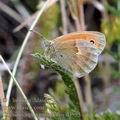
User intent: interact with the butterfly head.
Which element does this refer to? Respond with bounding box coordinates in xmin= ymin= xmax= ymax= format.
xmin=41 ymin=40 xmax=51 ymax=49
xmin=41 ymin=40 xmax=55 ymax=58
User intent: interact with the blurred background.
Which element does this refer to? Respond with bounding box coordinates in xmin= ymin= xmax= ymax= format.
xmin=0 ymin=0 xmax=120 ymax=119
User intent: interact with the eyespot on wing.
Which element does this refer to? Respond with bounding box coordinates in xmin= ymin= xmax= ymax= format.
xmin=87 ymin=31 xmax=106 ymax=55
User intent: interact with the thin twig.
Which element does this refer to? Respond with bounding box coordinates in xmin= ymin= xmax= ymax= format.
xmin=0 ymin=73 xmax=7 ymax=119
xmin=13 ymin=0 xmax=59 ymax=32
xmin=1 ymin=98 xmax=10 ymax=120
xmin=78 ymin=0 xmax=86 ymax=31
xmin=0 ymin=1 xmax=23 ymax=23
xmin=6 ymin=0 xmax=51 ymax=106
xmin=0 ymin=73 xmax=5 ymax=100
xmin=84 ymin=75 xmax=93 ymax=118
xmin=73 ymin=79 xmax=85 ymax=120
xmin=0 ymin=55 xmax=38 ymax=120
xmin=118 ymin=43 xmax=120 ymax=72
xmin=74 ymin=1 xmax=87 ymax=119
xmin=60 ymin=0 xmax=68 ymax=34
xmin=13 ymin=12 xmax=38 ymax=32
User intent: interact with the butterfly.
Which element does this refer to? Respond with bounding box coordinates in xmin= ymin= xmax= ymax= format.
xmin=41 ymin=31 xmax=106 ymax=78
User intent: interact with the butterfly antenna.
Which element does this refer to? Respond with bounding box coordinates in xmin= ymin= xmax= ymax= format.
xmin=29 ymin=29 xmax=47 ymax=41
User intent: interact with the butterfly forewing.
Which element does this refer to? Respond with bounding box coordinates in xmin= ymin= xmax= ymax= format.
xmin=90 ymin=31 xmax=106 ymax=55
xmin=53 ymin=31 xmax=106 ymax=54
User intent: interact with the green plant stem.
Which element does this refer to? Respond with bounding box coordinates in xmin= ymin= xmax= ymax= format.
xmin=0 ymin=55 xmax=38 ymax=120
xmin=33 ymin=54 xmax=83 ymax=118
xmin=6 ymin=0 xmax=50 ymax=106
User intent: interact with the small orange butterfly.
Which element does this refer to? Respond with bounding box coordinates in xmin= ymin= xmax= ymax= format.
xmin=41 ymin=31 xmax=106 ymax=77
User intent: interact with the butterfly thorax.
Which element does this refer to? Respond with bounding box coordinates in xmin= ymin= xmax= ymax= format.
xmin=42 ymin=40 xmax=56 ymax=59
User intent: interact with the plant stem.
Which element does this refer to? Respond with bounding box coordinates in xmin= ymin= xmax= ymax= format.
xmin=60 ymin=0 xmax=68 ymax=34
xmin=74 ymin=0 xmax=86 ymax=119
xmin=0 ymin=55 xmax=38 ymax=120
xmin=0 ymin=73 xmax=5 ymax=100
xmin=0 ymin=1 xmax=23 ymax=23
xmin=118 ymin=42 xmax=120 ymax=72
xmin=117 ymin=0 xmax=120 ymax=80
xmin=78 ymin=0 xmax=85 ymax=31
xmin=0 ymin=73 xmax=6 ymax=119
xmin=6 ymin=0 xmax=50 ymax=106
xmin=73 ymin=79 xmax=85 ymax=120
xmin=33 ymin=54 xmax=80 ymax=110
xmin=84 ymin=76 xmax=94 ymax=119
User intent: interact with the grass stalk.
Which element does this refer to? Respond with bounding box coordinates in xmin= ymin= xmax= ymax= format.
xmin=118 ymin=42 xmax=120 ymax=72
xmin=0 ymin=55 xmax=38 ymax=120
xmin=60 ymin=0 xmax=68 ymax=34
xmin=6 ymin=0 xmax=50 ymax=106
xmin=0 ymin=73 xmax=7 ymax=120
xmin=78 ymin=0 xmax=85 ymax=31
xmin=73 ymin=79 xmax=85 ymax=120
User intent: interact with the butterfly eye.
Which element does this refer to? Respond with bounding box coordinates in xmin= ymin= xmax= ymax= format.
xmin=90 ymin=39 xmax=95 ymax=44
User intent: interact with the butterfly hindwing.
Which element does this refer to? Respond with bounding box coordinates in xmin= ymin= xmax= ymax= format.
xmin=51 ymin=41 xmax=78 ymax=71
xmin=75 ymin=40 xmax=98 ymax=77
xmin=51 ymin=40 xmax=98 ymax=77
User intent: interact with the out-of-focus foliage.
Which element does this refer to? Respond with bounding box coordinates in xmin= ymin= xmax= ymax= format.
xmin=45 ymin=93 xmax=120 ymax=120
xmin=34 ymin=3 xmax=60 ymax=53
xmin=101 ymin=0 xmax=120 ymax=80
xmin=104 ymin=0 xmax=120 ymax=17
xmin=45 ymin=94 xmax=60 ymax=113
xmin=94 ymin=111 xmax=120 ymax=120
xmin=45 ymin=94 xmax=81 ymax=120
xmin=39 ymin=4 xmax=60 ymax=38
xmin=101 ymin=0 xmax=120 ymax=47
xmin=102 ymin=18 xmax=120 ymax=47
xmin=23 ymin=0 xmax=39 ymax=12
